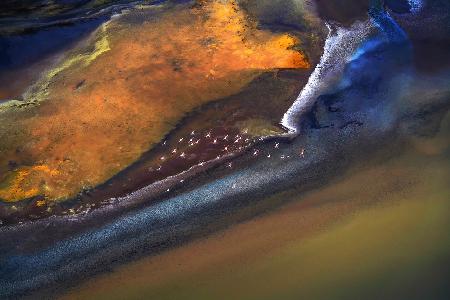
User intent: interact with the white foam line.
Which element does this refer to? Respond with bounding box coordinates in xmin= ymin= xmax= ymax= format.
xmin=281 ymin=21 xmax=374 ymax=133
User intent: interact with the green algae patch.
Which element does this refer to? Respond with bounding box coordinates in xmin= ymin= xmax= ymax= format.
xmin=236 ymin=118 xmax=286 ymax=137
xmin=23 ymin=23 xmax=111 ymax=105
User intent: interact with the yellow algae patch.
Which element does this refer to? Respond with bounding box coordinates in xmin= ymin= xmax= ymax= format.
xmin=0 ymin=0 xmax=310 ymax=202
xmin=0 ymin=165 xmax=59 ymax=202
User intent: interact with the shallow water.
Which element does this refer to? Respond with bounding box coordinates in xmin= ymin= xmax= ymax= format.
xmin=62 ymin=121 xmax=450 ymax=300
xmin=0 ymin=0 xmax=449 ymax=298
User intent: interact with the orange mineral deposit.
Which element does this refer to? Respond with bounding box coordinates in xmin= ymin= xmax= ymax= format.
xmin=0 ymin=0 xmax=309 ymax=202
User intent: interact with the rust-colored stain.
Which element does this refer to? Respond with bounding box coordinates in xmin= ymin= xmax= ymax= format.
xmin=0 ymin=0 xmax=309 ymax=202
